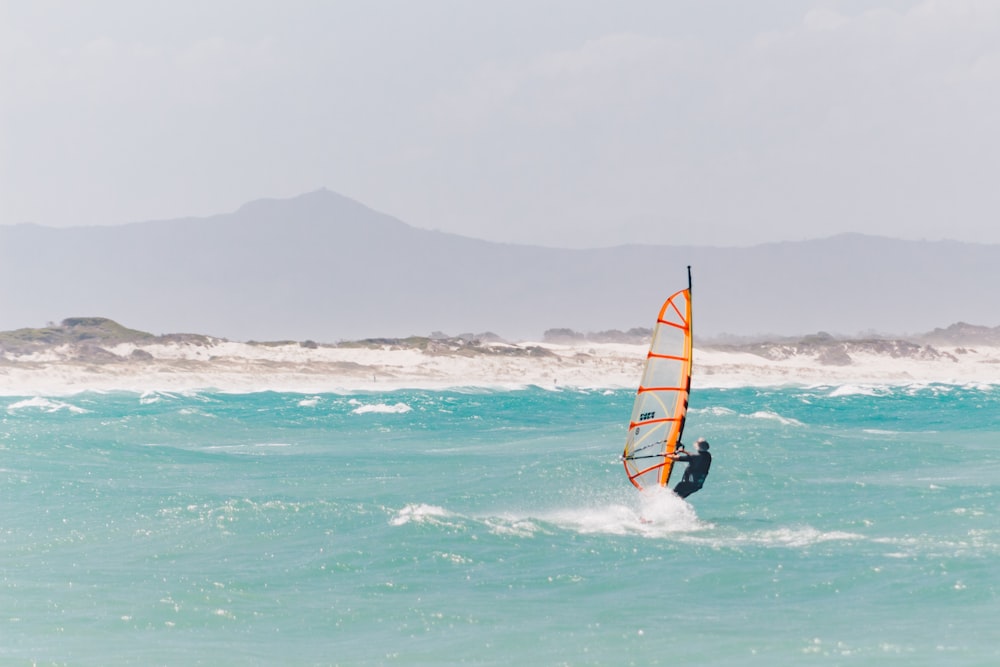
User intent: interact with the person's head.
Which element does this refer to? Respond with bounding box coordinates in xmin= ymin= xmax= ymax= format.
xmin=695 ymin=437 xmax=709 ymax=451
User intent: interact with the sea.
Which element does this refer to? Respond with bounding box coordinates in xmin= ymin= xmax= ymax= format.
xmin=1 ymin=382 xmax=998 ymax=666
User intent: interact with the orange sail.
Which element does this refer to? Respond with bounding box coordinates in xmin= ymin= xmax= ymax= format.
xmin=621 ymin=267 xmax=693 ymax=491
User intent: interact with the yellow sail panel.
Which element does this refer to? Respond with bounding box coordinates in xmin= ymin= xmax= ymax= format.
xmin=621 ymin=282 xmax=693 ymax=491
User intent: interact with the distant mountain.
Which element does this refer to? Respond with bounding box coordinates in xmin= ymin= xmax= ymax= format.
xmin=2 ymin=189 xmax=998 ymax=342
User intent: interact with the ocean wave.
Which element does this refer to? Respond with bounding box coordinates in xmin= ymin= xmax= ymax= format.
xmin=744 ymin=410 xmax=803 ymax=426
xmin=140 ymin=391 xmax=162 ymax=404
xmin=6 ymin=396 xmax=88 ymax=414
xmin=692 ymin=406 xmax=737 ymax=416
xmin=139 ymin=390 xmax=192 ymax=404
xmin=178 ymin=407 xmax=218 ymax=418
xmin=828 ymin=384 xmax=884 ymax=397
xmin=351 ymin=402 xmax=413 ymax=415
xmin=810 ymin=382 xmax=991 ymax=398
xmin=959 ymin=381 xmax=999 ymax=392
xmin=389 ymin=503 xmax=457 ymax=527
xmin=484 ymin=516 xmax=544 ymax=538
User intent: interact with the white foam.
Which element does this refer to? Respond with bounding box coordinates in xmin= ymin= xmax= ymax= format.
xmin=669 ymin=524 xmax=867 ymax=551
xmin=351 ymin=402 xmax=412 ymax=415
xmin=828 ymin=384 xmax=880 ymax=397
xmin=538 ymin=503 xmax=641 ymax=536
xmin=693 ymin=406 xmax=737 ymax=416
xmin=6 ymin=396 xmax=88 ymax=414
xmin=745 ymin=410 xmax=803 ymax=426
xmin=139 ymin=390 xmax=183 ymax=404
xmin=747 ymin=526 xmax=864 ymax=548
xmin=484 ymin=516 xmax=544 ymax=538
xmin=390 ymin=503 xmax=456 ymax=527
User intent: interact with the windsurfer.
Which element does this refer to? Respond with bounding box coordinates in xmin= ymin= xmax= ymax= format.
xmin=667 ymin=437 xmax=712 ymax=498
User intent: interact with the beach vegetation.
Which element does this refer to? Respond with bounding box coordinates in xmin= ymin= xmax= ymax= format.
xmin=0 ymin=317 xmax=155 ymax=352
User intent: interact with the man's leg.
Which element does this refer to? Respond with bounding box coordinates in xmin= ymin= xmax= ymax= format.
xmin=673 ymin=482 xmax=695 ymax=498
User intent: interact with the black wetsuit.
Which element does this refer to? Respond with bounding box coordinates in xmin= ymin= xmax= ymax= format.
xmin=672 ymin=450 xmax=712 ymax=499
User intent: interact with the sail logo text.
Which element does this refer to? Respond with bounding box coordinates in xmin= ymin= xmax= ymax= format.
xmin=639 ymin=411 xmax=656 ymax=421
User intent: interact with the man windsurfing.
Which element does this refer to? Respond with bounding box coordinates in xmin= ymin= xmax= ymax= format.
xmin=666 ymin=437 xmax=712 ymax=498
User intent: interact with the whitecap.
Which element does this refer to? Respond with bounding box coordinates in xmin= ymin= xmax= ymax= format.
xmin=745 ymin=410 xmax=803 ymax=426
xmin=298 ymin=396 xmax=321 ymax=407
xmin=6 ymin=396 xmax=88 ymax=414
xmin=139 ymin=390 xmax=182 ymax=405
xmin=139 ymin=391 xmax=162 ymax=404
xmin=178 ymin=407 xmax=217 ymax=418
xmin=828 ymin=384 xmax=880 ymax=397
xmin=692 ymin=406 xmax=737 ymax=417
xmin=484 ymin=516 xmax=543 ymax=538
xmin=352 ymin=402 xmax=412 ymax=415
xmin=960 ymin=381 xmax=997 ymax=391
xmin=390 ymin=503 xmax=455 ymax=527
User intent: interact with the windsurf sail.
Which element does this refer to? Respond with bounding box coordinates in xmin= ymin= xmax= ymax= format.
xmin=621 ymin=267 xmax=693 ymax=491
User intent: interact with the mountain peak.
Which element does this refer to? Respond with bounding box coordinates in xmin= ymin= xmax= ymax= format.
xmin=236 ymin=188 xmax=364 ymax=216
xmin=228 ymin=189 xmax=410 ymax=236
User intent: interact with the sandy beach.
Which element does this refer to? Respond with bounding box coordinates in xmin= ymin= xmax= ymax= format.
xmin=2 ymin=337 xmax=999 ymax=395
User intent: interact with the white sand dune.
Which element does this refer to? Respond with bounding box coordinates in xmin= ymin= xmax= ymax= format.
xmin=2 ymin=338 xmax=998 ymax=395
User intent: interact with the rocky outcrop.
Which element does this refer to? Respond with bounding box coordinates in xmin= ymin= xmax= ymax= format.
xmin=713 ymin=335 xmax=957 ymax=366
xmin=918 ymin=322 xmax=1000 ymax=347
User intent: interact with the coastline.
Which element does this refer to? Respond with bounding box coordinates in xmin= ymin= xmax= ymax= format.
xmin=2 ymin=338 xmax=999 ymax=396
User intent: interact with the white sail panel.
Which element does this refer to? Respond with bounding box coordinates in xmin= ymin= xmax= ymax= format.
xmin=621 ymin=278 xmax=693 ymax=491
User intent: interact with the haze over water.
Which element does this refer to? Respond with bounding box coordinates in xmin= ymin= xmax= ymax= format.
xmin=2 ymin=383 xmax=998 ymax=665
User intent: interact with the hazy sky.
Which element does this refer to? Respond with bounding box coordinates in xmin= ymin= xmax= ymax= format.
xmin=2 ymin=0 xmax=999 ymax=247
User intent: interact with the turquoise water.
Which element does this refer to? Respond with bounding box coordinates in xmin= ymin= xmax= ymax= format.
xmin=2 ymin=384 xmax=998 ymax=666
